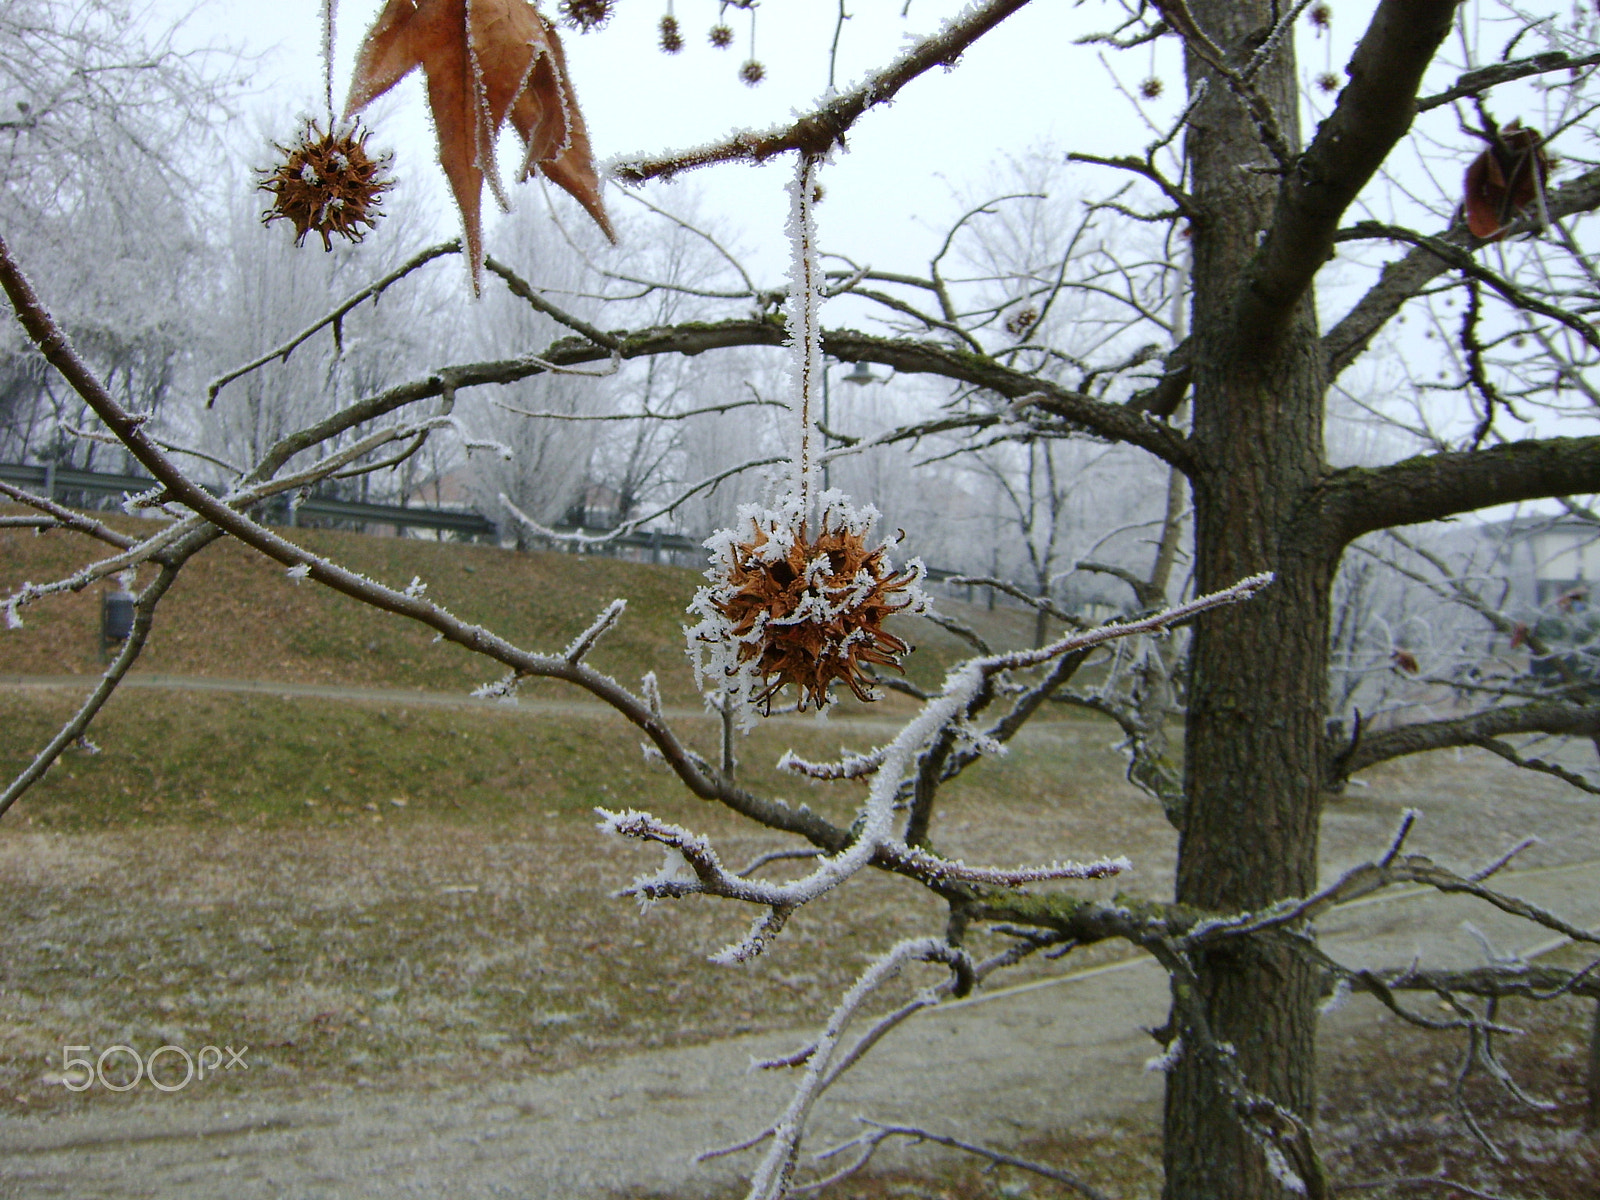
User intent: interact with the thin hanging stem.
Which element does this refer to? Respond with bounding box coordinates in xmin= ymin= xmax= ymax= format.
xmin=322 ymin=0 xmax=338 ymax=121
xmin=786 ymin=152 xmax=826 ymax=520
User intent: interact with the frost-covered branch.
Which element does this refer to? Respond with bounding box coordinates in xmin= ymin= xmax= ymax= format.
xmin=206 ymin=240 xmax=461 ymax=404
xmin=807 ymin=1121 xmax=1112 ymax=1200
xmin=607 ymin=574 xmax=1266 ymax=961
xmin=611 ymin=0 xmax=1033 ymax=183
xmin=0 ymin=481 xmax=137 ymax=550
xmin=699 ymin=936 xmax=971 ymax=1200
xmin=498 ymin=453 xmax=787 ymax=546
xmin=0 ymin=551 xmax=197 ymax=818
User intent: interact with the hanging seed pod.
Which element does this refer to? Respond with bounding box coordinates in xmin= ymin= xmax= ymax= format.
xmin=739 ymin=58 xmax=766 ymax=86
xmin=708 ymin=23 xmax=734 ymax=48
xmin=688 ymin=497 xmax=926 ymax=717
xmin=258 ymin=119 xmax=393 ymax=251
xmin=558 ymin=0 xmax=614 ymax=31
xmin=1005 ymin=305 xmax=1039 ymax=338
xmin=659 ymin=14 xmax=684 ymax=53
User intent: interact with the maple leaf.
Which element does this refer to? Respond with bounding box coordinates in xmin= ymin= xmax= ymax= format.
xmin=1462 ymin=120 xmax=1548 ymax=242
xmin=345 ymin=0 xmax=615 ymax=291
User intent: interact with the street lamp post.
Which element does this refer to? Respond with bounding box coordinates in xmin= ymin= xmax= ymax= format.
xmin=820 ymin=359 xmax=882 ymax=493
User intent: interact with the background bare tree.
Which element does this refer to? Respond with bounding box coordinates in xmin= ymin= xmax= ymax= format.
xmin=0 ymin=0 xmax=240 ymax=471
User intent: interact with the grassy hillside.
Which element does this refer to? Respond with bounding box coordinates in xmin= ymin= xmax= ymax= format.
xmin=0 ymin=510 xmax=1063 ymax=839
xmin=0 ymin=514 xmax=1040 ymax=701
xmin=1 ymin=519 xmax=712 ymax=702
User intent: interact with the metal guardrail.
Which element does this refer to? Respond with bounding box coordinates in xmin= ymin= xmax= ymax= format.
xmin=0 ymin=461 xmax=1024 ymax=593
xmin=0 ymin=461 xmax=715 ymax=558
xmin=0 ymin=459 xmax=499 ymax=537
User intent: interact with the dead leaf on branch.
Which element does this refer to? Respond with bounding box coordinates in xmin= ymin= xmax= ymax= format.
xmin=345 ymin=0 xmax=615 ymax=291
xmin=1462 ymin=119 xmax=1548 ymax=242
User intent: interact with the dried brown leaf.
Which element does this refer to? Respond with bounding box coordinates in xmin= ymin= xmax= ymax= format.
xmin=345 ymin=0 xmax=613 ymax=292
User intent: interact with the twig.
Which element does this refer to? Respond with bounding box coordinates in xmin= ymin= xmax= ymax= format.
xmin=206 ymin=240 xmax=460 ymax=404
xmin=0 ymin=482 xmax=136 ymax=550
xmin=811 ymin=1121 xmax=1112 ymax=1200
xmin=612 ymin=0 xmax=1032 ymax=182
xmin=1 ymin=558 xmax=186 ymax=819
xmin=498 ymin=454 xmax=786 ymax=547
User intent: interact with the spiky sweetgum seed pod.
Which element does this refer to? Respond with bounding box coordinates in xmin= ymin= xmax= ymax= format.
xmin=1005 ymin=305 xmax=1039 ymax=338
xmin=739 ymin=59 xmax=766 ymax=86
xmin=1309 ymin=3 xmax=1332 ymax=27
xmin=701 ymin=511 xmax=922 ymax=714
xmin=708 ymin=23 xmax=734 ymax=48
xmin=1139 ymin=76 xmax=1163 ymax=100
xmin=1317 ymin=72 xmax=1340 ymax=94
xmin=559 ymin=0 xmax=614 ymax=31
xmin=659 ymin=14 xmax=684 ymax=53
xmin=259 ymin=119 xmax=393 ymax=251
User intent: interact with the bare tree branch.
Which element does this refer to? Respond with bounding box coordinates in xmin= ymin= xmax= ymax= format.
xmin=611 ymin=0 xmax=1033 ymax=183
xmin=205 ymin=241 xmax=461 ymax=404
xmin=1324 ymin=166 xmax=1600 ymax=380
xmin=1418 ymin=50 xmax=1600 ymax=113
xmin=1321 ymin=436 xmax=1600 ymax=548
xmin=1231 ymin=0 xmax=1459 ymax=345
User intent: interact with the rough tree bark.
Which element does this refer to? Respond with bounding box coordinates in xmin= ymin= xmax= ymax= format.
xmin=1165 ymin=3 xmax=1459 ymax=1196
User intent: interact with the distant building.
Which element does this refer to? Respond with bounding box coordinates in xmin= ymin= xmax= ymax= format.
xmin=1481 ymin=516 xmax=1600 ymax=608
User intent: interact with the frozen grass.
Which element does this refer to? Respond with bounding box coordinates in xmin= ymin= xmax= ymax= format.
xmin=0 ymin=687 xmax=1156 ymax=1119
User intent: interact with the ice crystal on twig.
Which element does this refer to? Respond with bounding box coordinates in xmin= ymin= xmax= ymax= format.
xmin=471 ymin=670 xmax=521 ymax=703
xmin=563 ymin=598 xmax=627 ymax=663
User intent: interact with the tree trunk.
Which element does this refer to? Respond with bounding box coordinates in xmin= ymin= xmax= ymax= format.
xmin=1161 ymin=5 xmax=1335 ymax=1197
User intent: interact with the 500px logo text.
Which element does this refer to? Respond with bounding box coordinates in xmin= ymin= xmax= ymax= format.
xmin=55 ymin=1044 xmax=249 ymax=1092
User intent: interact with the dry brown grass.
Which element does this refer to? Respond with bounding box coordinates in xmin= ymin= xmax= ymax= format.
xmin=0 ymin=514 xmax=1041 ymax=703
xmin=0 ymin=687 xmax=1156 ymax=1122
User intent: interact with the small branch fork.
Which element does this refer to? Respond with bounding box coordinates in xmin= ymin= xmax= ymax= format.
xmin=804 ymin=1121 xmax=1111 ymax=1200
xmin=604 ymin=573 xmax=1268 ymax=967
xmin=699 ymin=935 xmax=1077 ymax=1200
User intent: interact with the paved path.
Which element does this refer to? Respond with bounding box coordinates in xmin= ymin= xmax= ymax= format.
xmin=0 ymin=673 xmax=703 ymax=721
xmin=3 ymin=862 xmax=1594 ymax=1200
